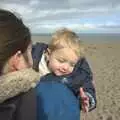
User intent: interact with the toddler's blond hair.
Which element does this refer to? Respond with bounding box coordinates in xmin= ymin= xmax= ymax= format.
xmin=48 ymin=28 xmax=84 ymax=58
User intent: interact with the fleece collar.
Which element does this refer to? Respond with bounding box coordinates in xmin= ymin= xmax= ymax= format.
xmin=0 ymin=68 xmax=40 ymax=103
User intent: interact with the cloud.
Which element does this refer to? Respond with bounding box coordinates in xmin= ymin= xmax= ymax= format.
xmin=29 ymin=20 xmax=120 ymax=33
xmin=0 ymin=0 xmax=120 ymax=33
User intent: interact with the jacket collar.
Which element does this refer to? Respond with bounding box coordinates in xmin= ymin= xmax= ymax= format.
xmin=0 ymin=68 xmax=40 ymax=103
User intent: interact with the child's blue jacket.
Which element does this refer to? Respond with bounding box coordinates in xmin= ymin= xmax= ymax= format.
xmin=32 ymin=42 xmax=97 ymax=111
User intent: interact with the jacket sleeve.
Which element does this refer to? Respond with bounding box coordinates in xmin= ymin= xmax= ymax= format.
xmin=70 ymin=57 xmax=96 ymax=111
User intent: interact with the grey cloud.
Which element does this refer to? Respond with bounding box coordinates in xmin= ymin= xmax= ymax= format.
xmin=24 ymin=8 xmax=116 ymax=23
xmin=99 ymin=24 xmax=120 ymax=29
xmin=68 ymin=0 xmax=120 ymax=9
xmin=1 ymin=0 xmax=120 ymax=33
xmin=0 ymin=0 xmax=30 ymax=5
xmin=1 ymin=0 xmax=120 ymax=11
xmin=1 ymin=0 xmax=120 ymax=17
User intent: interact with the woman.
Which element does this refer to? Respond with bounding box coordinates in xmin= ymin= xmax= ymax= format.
xmin=0 ymin=9 xmax=90 ymax=120
xmin=0 ymin=9 xmax=40 ymax=120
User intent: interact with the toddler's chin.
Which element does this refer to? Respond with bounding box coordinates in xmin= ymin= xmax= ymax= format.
xmin=54 ymin=71 xmax=70 ymax=76
xmin=54 ymin=71 xmax=63 ymax=76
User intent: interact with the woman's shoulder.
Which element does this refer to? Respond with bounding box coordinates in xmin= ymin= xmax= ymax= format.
xmin=37 ymin=80 xmax=80 ymax=120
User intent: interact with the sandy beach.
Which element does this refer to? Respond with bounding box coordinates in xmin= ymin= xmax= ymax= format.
xmin=32 ymin=36 xmax=120 ymax=120
xmin=82 ymin=42 xmax=120 ymax=120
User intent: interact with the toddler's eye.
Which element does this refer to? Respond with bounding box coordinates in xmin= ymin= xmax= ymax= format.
xmin=57 ymin=59 xmax=66 ymax=63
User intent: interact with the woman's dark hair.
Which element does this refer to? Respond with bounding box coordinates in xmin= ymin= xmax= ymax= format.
xmin=0 ymin=9 xmax=31 ymax=73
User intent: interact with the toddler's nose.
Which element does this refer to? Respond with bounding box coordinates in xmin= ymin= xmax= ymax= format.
xmin=62 ymin=63 xmax=69 ymax=72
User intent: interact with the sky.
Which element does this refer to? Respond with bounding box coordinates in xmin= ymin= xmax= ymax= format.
xmin=0 ymin=0 xmax=120 ymax=34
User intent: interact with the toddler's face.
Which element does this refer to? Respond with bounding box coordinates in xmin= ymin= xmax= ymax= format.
xmin=47 ymin=48 xmax=79 ymax=76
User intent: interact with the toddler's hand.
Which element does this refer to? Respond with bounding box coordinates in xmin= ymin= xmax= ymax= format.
xmin=79 ymin=88 xmax=89 ymax=113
